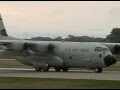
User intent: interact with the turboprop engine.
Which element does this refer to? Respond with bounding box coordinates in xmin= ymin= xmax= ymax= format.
xmin=102 ymin=43 xmax=120 ymax=54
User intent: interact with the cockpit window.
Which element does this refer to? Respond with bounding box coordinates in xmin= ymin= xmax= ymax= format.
xmin=103 ymin=48 xmax=108 ymax=51
xmin=95 ymin=47 xmax=108 ymax=52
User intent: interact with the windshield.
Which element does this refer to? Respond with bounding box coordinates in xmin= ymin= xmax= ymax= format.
xmin=95 ymin=47 xmax=108 ymax=52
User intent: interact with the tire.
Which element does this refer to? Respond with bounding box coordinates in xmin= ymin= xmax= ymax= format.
xmin=43 ymin=66 xmax=50 ymax=72
xmin=35 ymin=67 xmax=42 ymax=72
xmin=62 ymin=67 xmax=69 ymax=72
xmin=94 ymin=68 xmax=102 ymax=73
xmin=54 ymin=67 xmax=61 ymax=72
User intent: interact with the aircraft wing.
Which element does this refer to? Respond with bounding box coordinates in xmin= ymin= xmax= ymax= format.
xmin=2 ymin=39 xmax=120 ymax=54
xmin=0 ymin=40 xmax=61 ymax=63
xmin=0 ymin=40 xmax=14 ymax=45
xmin=0 ymin=40 xmax=35 ymax=51
xmin=0 ymin=40 xmax=56 ymax=55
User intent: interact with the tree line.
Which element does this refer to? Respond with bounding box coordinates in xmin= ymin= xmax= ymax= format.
xmin=29 ymin=28 xmax=120 ymax=43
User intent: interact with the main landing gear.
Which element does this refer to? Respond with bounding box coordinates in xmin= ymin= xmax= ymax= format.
xmin=35 ymin=66 xmax=102 ymax=73
xmin=54 ymin=67 xmax=69 ymax=72
xmin=35 ymin=65 xmax=50 ymax=72
xmin=35 ymin=64 xmax=69 ymax=72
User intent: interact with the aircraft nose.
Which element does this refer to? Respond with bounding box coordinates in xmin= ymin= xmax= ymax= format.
xmin=104 ymin=55 xmax=117 ymax=67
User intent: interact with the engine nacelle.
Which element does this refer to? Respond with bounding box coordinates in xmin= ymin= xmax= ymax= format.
xmin=30 ymin=43 xmax=57 ymax=55
xmin=113 ymin=45 xmax=120 ymax=54
xmin=102 ymin=43 xmax=120 ymax=54
xmin=48 ymin=56 xmax=63 ymax=67
xmin=5 ymin=41 xmax=25 ymax=52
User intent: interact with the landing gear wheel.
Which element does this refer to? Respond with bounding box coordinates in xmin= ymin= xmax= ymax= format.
xmin=54 ymin=67 xmax=61 ymax=72
xmin=94 ymin=68 xmax=102 ymax=73
xmin=35 ymin=67 xmax=42 ymax=72
xmin=43 ymin=65 xmax=50 ymax=72
xmin=62 ymin=67 xmax=69 ymax=72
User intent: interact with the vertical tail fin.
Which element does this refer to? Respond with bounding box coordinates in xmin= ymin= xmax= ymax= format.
xmin=0 ymin=14 xmax=8 ymax=36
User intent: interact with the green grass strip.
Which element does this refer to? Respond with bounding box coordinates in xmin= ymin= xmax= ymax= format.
xmin=0 ymin=77 xmax=120 ymax=89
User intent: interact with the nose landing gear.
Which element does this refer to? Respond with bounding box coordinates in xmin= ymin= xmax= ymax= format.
xmin=94 ymin=67 xmax=102 ymax=73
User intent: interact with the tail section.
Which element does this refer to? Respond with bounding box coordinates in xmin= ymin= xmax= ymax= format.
xmin=0 ymin=14 xmax=8 ymax=36
xmin=0 ymin=14 xmax=20 ymax=40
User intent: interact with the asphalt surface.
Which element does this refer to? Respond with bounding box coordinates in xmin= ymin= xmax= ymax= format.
xmin=0 ymin=68 xmax=120 ymax=81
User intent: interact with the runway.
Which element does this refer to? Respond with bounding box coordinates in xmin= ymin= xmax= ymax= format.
xmin=0 ymin=68 xmax=120 ymax=81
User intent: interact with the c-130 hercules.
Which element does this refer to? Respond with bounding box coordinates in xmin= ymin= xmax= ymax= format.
xmin=0 ymin=14 xmax=117 ymax=73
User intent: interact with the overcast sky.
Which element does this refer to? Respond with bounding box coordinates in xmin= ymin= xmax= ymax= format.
xmin=0 ymin=1 xmax=120 ymax=39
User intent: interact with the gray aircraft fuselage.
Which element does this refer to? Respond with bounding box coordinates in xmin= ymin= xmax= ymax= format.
xmin=0 ymin=40 xmax=115 ymax=70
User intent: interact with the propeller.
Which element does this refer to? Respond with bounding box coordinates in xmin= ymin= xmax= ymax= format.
xmin=47 ymin=43 xmax=55 ymax=55
xmin=23 ymin=43 xmax=31 ymax=50
xmin=22 ymin=43 xmax=35 ymax=56
xmin=114 ymin=45 xmax=120 ymax=54
xmin=22 ymin=43 xmax=56 ymax=56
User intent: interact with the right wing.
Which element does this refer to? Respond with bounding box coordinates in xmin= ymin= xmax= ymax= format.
xmin=101 ymin=42 xmax=120 ymax=54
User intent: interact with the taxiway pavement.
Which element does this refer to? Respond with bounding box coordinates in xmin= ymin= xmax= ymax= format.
xmin=0 ymin=68 xmax=120 ymax=81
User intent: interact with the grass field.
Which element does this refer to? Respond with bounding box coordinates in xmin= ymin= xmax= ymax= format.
xmin=0 ymin=77 xmax=120 ymax=89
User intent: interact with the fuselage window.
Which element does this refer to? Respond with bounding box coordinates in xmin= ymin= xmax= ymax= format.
xmin=103 ymin=48 xmax=108 ymax=51
xmin=95 ymin=47 xmax=109 ymax=52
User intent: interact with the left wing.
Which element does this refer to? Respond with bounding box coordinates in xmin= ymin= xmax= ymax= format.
xmin=0 ymin=40 xmax=56 ymax=55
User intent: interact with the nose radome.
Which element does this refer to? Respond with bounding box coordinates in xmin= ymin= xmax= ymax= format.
xmin=104 ymin=55 xmax=117 ymax=67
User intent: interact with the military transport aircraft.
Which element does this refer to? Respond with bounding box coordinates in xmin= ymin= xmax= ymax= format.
xmin=0 ymin=14 xmax=117 ymax=73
